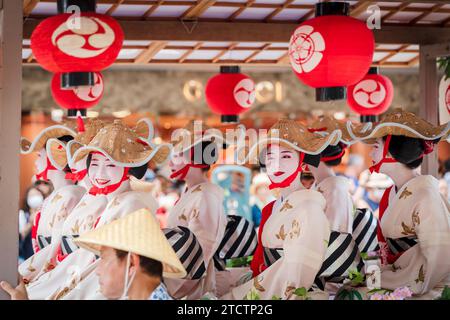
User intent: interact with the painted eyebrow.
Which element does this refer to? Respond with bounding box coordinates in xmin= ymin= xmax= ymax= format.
xmin=281 ymin=151 xmax=293 ymax=154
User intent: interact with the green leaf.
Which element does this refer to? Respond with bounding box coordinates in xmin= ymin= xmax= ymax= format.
xmin=353 ymin=290 xmax=363 ymax=300
xmin=360 ymin=252 xmax=369 ymax=260
xmin=293 ymin=287 xmax=307 ymax=297
xmin=271 ymin=295 xmax=282 ymax=300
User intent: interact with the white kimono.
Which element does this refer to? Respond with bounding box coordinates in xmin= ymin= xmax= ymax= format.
xmin=164 ymin=182 xmax=227 ymax=300
xmin=315 ymin=176 xmax=354 ymax=234
xmin=24 ymin=185 xmax=158 ymax=300
xmin=380 ymin=175 xmax=450 ymax=297
xmin=19 ymin=185 xmax=85 ymax=283
xmin=221 ymin=189 xmax=331 ymax=300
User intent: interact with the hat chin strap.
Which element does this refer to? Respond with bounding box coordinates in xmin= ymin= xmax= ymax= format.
xmin=268 ymin=153 xmax=305 ymax=190
xmin=170 ymin=164 xmax=209 ymax=181
xmin=369 ymin=135 xmax=398 ymax=174
xmin=89 ymin=168 xmax=129 ymax=196
xmin=35 ymin=158 xmax=57 ymax=181
xmin=120 ymin=252 xmax=136 ymax=300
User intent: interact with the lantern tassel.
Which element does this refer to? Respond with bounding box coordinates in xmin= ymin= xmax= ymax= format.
xmin=76 ymin=110 xmax=86 ymax=133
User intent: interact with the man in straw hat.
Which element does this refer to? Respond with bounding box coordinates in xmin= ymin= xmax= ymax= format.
xmin=16 ymin=123 xmax=86 ymax=286
xmin=346 ymin=108 xmax=450 ymax=299
xmin=222 ymin=119 xmax=341 ymax=299
xmin=74 ymin=208 xmax=186 ymax=300
xmin=3 ymin=119 xmax=170 ymax=300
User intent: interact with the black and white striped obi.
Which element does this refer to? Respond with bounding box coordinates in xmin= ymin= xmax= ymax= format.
xmin=213 ymin=215 xmax=258 ymax=271
xmin=263 ymin=230 xmax=361 ymax=291
xmin=61 ymin=235 xmax=80 ymax=256
xmin=163 ymin=226 xmax=207 ymax=280
xmin=37 ymin=235 xmax=52 ymax=250
xmin=386 ymin=236 xmax=418 ymax=255
xmin=352 ymin=208 xmax=380 ymax=255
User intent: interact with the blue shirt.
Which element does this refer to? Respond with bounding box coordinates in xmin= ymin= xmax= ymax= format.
xmin=148 ymin=283 xmax=173 ymax=300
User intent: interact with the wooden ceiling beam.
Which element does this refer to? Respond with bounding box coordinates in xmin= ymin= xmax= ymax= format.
xmin=134 ymin=41 xmax=168 ymax=63
xmin=350 ymin=0 xmax=375 ymax=17
xmin=178 ymin=42 xmax=203 ymax=63
xmin=142 ymin=0 xmax=164 ymax=19
xmin=408 ymin=3 xmax=444 ymax=25
xmin=228 ymin=0 xmax=254 ymax=21
xmin=105 ymin=0 xmax=125 ymax=16
xmin=264 ymin=0 xmax=294 ymax=22
xmin=244 ymin=43 xmax=271 ymax=63
xmin=382 ymin=1 xmax=412 ymax=23
xmin=211 ymin=42 xmax=238 ymax=63
xmin=23 ymin=0 xmax=40 ymax=18
xmin=378 ymin=44 xmax=410 ymax=64
xmin=181 ymin=0 xmax=217 ymax=19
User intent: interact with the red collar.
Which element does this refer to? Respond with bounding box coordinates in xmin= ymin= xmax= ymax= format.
xmin=65 ymin=169 xmax=88 ymax=182
xmin=268 ymin=152 xmax=305 ymax=190
xmin=35 ymin=158 xmax=57 ymax=181
xmin=88 ymin=168 xmax=130 ymax=196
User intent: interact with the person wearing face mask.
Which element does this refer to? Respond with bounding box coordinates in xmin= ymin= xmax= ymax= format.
xmin=19 ymin=185 xmax=46 ymax=262
xmin=73 ymin=208 xmax=186 ymax=300
xmin=347 ymin=109 xmax=450 ymax=299
xmin=221 ymin=119 xmax=343 ymax=300
xmin=3 ymin=119 xmax=169 ymax=300
xmin=16 ymin=124 xmax=86 ymax=285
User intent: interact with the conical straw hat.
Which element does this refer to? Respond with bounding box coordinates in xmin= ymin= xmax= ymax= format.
xmin=309 ymin=116 xmax=356 ymax=145
xmin=346 ymin=108 xmax=450 ymax=142
xmin=74 ymin=208 xmax=187 ymax=279
xmin=20 ymin=124 xmax=77 ymax=155
xmin=73 ymin=120 xmax=171 ymax=168
xmin=244 ymin=119 xmax=341 ymax=164
xmin=47 ymin=138 xmax=69 ymax=170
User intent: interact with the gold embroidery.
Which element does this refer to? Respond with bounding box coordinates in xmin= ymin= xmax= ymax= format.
xmin=284 ymin=285 xmax=296 ymax=299
xmin=77 ymin=201 xmax=87 ymax=209
xmin=192 ymin=185 xmax=202 ymax=193
xmin=27 ymin=256 xmax=36 ymax=273
xmin=280 ymin=200 xmax=293 ymax=212
xmin=289 ymin=220 xmax=300 ymax=239
xmin=51 ymin=193 xmax=63 ymax=204
xmin=415 ymin=265 xmax=425 ymax=283
xmin=85 ymin=215 xmax=95 ymax=230
xmin=401 ymin=211 xmax=420 ymax=236
xmin=192 ymin=208 xmax=200 ymax=219
xmin=57 ymin=206 xmax=69 ymax=222
xmin=179 ymin=213 xmax=188 ymax=222
xmin=276 ymin=225 xmax=286 ymax=241
xmin=49 ymin=213 xmax=57 ymax=228
xmin=109 ymin=197 xmax=121 ymax=209
xmin=43 ymin=260 xmax=55 ymax=273
xmin=253 ymin=276 xmax=265 ymax=292
xmin=412 ymin=211 xmax=420 ymax=226
xmin=71 ymin=220 xmax=80 ymax=235
xmin=399 ymin=187 xmax=412 ymax=200
xmin=401 ymin=222 xmax=415 ymax=236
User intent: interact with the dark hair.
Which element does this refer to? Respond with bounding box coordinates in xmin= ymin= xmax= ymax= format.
xmin=86 ymin=154 xmax=149 ymax=179
xmin=115 ymin=249 xmax=163 ymax=279
xmin=383 ymin=135 xmax=426 ymax=169
xmin=57 ymin=135 xmax=75 ymax=173
xmin=185 ymin=140 xmax=218 ymax=171
xmin=320 ymin=144 xmax=344 ymax=167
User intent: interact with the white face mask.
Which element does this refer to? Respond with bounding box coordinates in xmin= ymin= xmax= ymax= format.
xmin=27 ymin=194 xmax=44 ymax=209
xmin=119 ymin=252 xmax=136 ymax=300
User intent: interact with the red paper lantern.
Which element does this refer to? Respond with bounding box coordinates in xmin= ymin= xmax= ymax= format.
xmin=205 ymin=66 xmax=256 ymax=123
xmin=347 ymin=72 xmax=394 ymax=116
xmin=51 ymin=72 xmax=104 ymax=110
xmin=31 ymin=13 xmax=123 ymax=73
xmin=289 ymin=2 xmax=374 ymax=101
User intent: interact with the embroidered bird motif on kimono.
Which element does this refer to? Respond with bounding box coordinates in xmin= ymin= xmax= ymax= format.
xmin=191 ymin=208 xmax=200 ymax=219
xmin=76 ymin=201 xmax=87 ymax=209
xmin=284 ymin=285 xmax=296 ymax=298
xmin=71 ymin=220 xmax=81 ymax=235
xmin=51 ymin=193 xmax=63 ymax=204
xmin=276 ymin=225 xmax=286 ymax=241
xmin=253 ymin=276 xmax=266 ymax=292
xmin=289 ymin=219 xmax=300 ymax=239
xmin=401 ymin=222 xmax=416 ymax=236
xmin=280 ymin=201 xmax=293 ymax=212
xmin=399 ymin=187 xmax=413 ymax=200
xmin=192 ymin=185 xmax=202 ymax=193
xmin=57 ymin=206 xmax=69 ymax=222
xmin=27 ymin=256 xmax=36 ymax=273
xmin=412 ymin=211 xmax=420 ymax=226
xmin=49 ymin=213 xmax=57 ymax=228
xmin=179 ymin=213 xmax=188 ymax=222
xmin=415 ymin=265 xmax=425 ymax=284
xmin=109 ymin=197 xmax=121 ymax=209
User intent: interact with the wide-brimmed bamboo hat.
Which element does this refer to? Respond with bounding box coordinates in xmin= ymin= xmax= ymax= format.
xmin=73 ymin=119 xmax=171 ymax=168
xmin=309 ymin=116 xmax=356 ymax=145
xmin=346 ymin=108 xmax=450 ymax=143
xmin=244 ymin=119 xmax=341 ymax=164
xmin=75 ymin=208 xmax=187 ymax=279
xmin=20 ymin=125 xmax=77 ymax=155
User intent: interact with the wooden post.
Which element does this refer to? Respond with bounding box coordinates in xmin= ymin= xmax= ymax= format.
xmin=419 ymin=43 xmax=450 ymax=177
xmin=0 ymin=0 xmax=22 ymax=300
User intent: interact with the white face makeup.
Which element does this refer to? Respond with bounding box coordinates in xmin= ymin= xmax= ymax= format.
xmin=72 ymin=155 xmax=88 ymax=173
xmin=369 ymin=139 xmax=386 ymax=171
xmin=35 ymin=149 xmax=48 ymax=173
xmin=168 ymin=151 xmax=189 ymax=177
xmin=88 ymin=153 xmax=125 ymax=188
xmin=264 ymin=144 xmax=300 ymax=183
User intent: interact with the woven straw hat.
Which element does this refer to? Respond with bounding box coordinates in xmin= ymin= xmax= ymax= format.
xmin=309 ymin=116 xmax=356 ymax=145
xmin=47 ymin=138 xmax=69 ymax=170
xmin=244 ymin=119 xmax=341 ymax=163
xmin=74 ymin=208 xmax=187 ymax=279
xmin=73 ymin=119 xmax=171 ymax=168
xmin=346 ymin=108 xmax=450 ymax=143
xmin=20 ymin=124 xmax=77 ymax=155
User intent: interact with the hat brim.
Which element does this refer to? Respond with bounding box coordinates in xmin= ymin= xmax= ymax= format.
xmin=20 ymin=125 xmax=77 ymax=155
xmin=73 ymin=143 xmax=171 ymax=168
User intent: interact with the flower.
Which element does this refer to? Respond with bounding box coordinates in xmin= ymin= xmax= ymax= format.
xmin=369 ymin=293 xmax=384 ymax=300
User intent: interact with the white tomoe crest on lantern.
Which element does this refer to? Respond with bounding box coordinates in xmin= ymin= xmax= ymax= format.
xmin=353 ymin=79 xmax=387 ymax=109
xmin=73 ymin=73 xmax=103 ymax=102
xmin=52 ymin=16 xmax=115 ymax=58
xmin=289 ymin=25 xmax=325 ymax=74
xmin=233 ymin=78 xmax=256 ymax=108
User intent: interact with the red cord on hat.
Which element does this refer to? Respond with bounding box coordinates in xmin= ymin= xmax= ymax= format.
xmin=268 ymin=152 xmax=305 ymax=190
xmin=88 ymin=168 xmax=130 ymax=196
xmin=35 ymin=158 xmax=58 ymax=181
xmin=369 ymin=135 xmax=397 ymax=173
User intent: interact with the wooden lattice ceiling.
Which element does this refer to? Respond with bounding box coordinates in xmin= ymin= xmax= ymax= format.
xmin=22 ymin=0 xmax=450 ymax=68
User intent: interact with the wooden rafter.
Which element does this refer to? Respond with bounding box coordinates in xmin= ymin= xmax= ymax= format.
xmin=134 ymin=41 xmax=168 ymax=64
xmin=228 ymin=0 xmax=254 ymax=21
xmin=212 ymin=42 xmax=238 ymax=63
xmin=277 ymin=52 xmax=289 ymax=64
xmin=178 ymin=42 xmax=203 ymax=63
xmin=350 ymin=0 xmax=374 ymax=17
xmin=23 ymin=0 xmax=40 ymax=18
xmin=408 ymin=3 xmax=444 ymax=25
xmin=264 ymin=0 xmax=294 ymax=22
xmin=105 ymin=0 xmax=125 ymax=16
xmin=381 ymin=1 xmax=412 ymax=23
xmin=181 ymin=0 xmax=217 ymax=19
xmin=244 ymin=43 xmax=271 ymax=63
xmin=142 ymin=0 xmax=164 ymax=19
xmin=377 ymin=44 xmax=410 ymax=64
